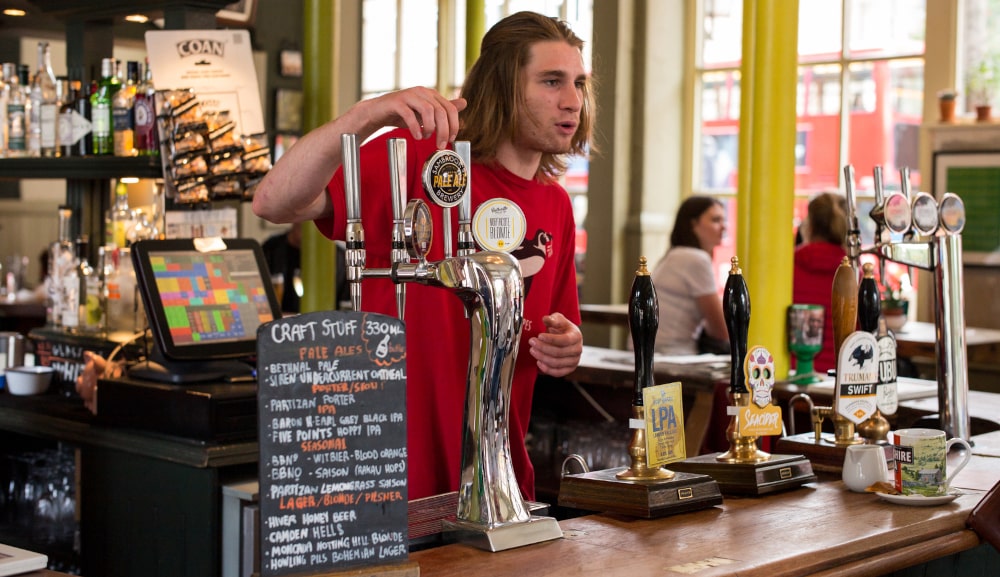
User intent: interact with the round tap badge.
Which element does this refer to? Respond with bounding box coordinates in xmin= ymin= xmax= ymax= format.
xmin=883 ymin=193 xmax=912 ymax=235
xmin=910 ymin=193 xmax=939 ymax=236
xmin=421 ymin=149 xmax=467 ymax=208
xmin=472 ymin=198 xmax=526 ymax=253
xmin=939 ymin=193 xmax=966 ymax=234
xmin=403 ymin=199 xmax=433 ymax=260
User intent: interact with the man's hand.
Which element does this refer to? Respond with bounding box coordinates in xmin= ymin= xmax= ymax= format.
xmin=75 ymin=351 xmax=123 ymax=415
xmin=528 ymin=313 xmax=583 ymax=378
xmin=360 ymin=87 xmax=467 ymax=150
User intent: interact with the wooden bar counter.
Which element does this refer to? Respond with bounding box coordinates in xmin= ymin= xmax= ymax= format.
xmin=412 ymin=441 xmax=1000 ymax=576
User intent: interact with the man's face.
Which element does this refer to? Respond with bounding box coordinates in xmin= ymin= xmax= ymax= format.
xmin=807 ymin=312 xmax=823 ymax=337
xmin=513 ymin=40 xmax=587 ymax=155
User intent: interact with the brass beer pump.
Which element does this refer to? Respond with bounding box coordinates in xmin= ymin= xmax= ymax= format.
xmin=672 ymin=258 xmax=816 ymax=495
xmin=716 ymin=257 xmax=769 ymax=464
xmin=341 ymin=134 xmax=561 ymax=551
xmin=617 ymin=257 xmax=677 ymax=482
xmin=558 ymin=258 xmax=722 ymax=517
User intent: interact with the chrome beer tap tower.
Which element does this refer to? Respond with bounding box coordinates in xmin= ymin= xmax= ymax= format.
xmin=340 ymin=134 xmax=561 ymax=552
xmin=844 ymin=164 xmax=971 ymax=443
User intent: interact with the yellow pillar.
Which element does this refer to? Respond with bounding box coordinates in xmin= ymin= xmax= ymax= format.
xmin=300 ymin=0 xmax=337 ymax=313
xmin=737 ymin=0 xmax=798 ymax=376
xmin=466 ymin=0 xmax=485 ymax=69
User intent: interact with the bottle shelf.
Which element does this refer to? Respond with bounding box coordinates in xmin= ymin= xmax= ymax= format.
xmin=0 ymin=156 xmax=162 ymax=180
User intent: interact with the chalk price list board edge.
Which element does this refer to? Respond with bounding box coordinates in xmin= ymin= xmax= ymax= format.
xmin=257 ymin=311 xmax=411 ymax=576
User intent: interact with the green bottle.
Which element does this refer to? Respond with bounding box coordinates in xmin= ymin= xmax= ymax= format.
xmin=90 ymin=58 xmax=120 ymax=155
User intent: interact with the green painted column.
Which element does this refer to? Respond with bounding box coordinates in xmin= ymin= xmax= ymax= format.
xmin=737 ymin=0 xmax=798 ymax=375
xmin=466 ymin=0 xmax=485 ymax=70
xmin=300 ymin=0 xmax=337 ymax=313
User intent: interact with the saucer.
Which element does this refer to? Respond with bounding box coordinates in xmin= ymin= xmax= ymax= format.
xmin=875 ymin=488 xmax=961 ymax=506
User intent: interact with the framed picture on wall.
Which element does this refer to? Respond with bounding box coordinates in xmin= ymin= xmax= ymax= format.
xmin=217 ymin=0 xmax=257 ymax=27
xmin=275 ymin=88 xmax=303 ymax=133
xmin=932 ymin=150 xmax=1000 ymax=265
xmin=280 ymin=50 xmax=302 ymax=78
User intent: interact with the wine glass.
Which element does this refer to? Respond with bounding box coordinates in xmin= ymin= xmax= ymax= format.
xmin=787 ymin=304 xmax=823 ymax=384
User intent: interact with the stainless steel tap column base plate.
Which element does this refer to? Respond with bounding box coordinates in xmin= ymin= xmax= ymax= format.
xmin=671 ymin=453 xmax=818 ymax=496
xmin=440 ymin=515 xmax=562 ymax=552
xmin=558 ymin=468 xmax=722 ymax=518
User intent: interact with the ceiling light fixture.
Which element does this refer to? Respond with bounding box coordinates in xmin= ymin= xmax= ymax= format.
xmin=2 ymin=8 xmax=27 ymax=16
xmin=125 ymin=14 xmax=149 ymax=24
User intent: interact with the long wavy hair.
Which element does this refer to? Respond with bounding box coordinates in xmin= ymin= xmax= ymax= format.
xmin=458 ymin=11 xmax=596 ymax=182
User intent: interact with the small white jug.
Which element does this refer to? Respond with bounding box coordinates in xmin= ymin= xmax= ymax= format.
xmin=842 ymin=444 xmax=888 ymax=492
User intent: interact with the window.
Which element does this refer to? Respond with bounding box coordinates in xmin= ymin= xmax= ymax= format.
xmin=695 ymin=0 xmax=927 ymax=284
xmin=361 ymin=0 xmax=440 ymax=99
xmin=361 ymin=0 xmax=594 ymax=98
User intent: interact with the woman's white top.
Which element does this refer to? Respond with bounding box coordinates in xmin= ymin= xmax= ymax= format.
xmin=651 ymin=246 xmax=718 ymax=356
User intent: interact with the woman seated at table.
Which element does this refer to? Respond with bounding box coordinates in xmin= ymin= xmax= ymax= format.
xmin=651 ymin=196 xmax=729 ymax=356
xmin=793 ymin=191 xmax=848 ymax=374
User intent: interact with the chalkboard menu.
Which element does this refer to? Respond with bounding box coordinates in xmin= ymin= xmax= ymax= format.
xmin=257 ymin=311 xmax=408 ymax=576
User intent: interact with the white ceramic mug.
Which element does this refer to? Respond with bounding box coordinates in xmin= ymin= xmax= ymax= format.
xmin=893 ymin=428 xmax=972 ymax=496
xmin=842 ymin=444 xmax=889 ymax=492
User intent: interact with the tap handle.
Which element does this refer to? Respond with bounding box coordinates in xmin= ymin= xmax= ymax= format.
xmin=843 ymin=165 xmax=860 ymax=233
xmin=387 ymin=138 xmax=408 ymax=319
xmin=388 ymin=138 xmax=407 ymax=225
xmin=857 ymin=262 xmax=880 ymax=333
xmin=628 ymin=257 xmax=658 ymax=406
xmin=343 ymin=134 xmax=362 ymax=223
xmin=342 ymin=133 xmax=365 ymax=312
xmin=843 ymin=165 xmax=861 ymax=267
xmin=454 ymin=141 xmax=476 ymax=254
xmin=872 ymin=165 xmax=885 ymax=206
xmin=899 ymin=167 xmax=912 ymax=201
xmin=831 ymin=257 xmax=859 ymax=360
xmin=723 ymin=257 xmax=750 ymax=395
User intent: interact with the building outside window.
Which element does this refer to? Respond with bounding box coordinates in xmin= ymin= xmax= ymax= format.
xmin=696 ymin=0 xmax=927 ymax=290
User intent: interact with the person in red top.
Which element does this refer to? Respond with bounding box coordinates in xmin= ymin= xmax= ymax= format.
xmin=792 ymin=192 xmax=848 ymax=374
xmin=252 ymin=11 xmax=593 ymax=501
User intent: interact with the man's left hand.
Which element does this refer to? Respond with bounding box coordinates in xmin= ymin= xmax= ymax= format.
xmin=528 ymin=313 xmax=583 ymax=378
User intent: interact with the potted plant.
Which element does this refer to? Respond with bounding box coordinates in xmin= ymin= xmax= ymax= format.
xmin=937 ymin=89 xmax=958 ymax=122
xmin=967 ymin=56 xmax=999 ymax=122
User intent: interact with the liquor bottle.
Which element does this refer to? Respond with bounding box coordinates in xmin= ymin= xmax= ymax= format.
xmin=90 ymin=58 xmax=119 ymax=155
xmin=0 ymin=63 xmax=8 ymax=156
xmin=4 ymin=62 xmax=26 ymax=157
xmin=125 ymin=209 xmax=159 ymax=246
xmin=61 ymin=237 xmax=84 ymax=331
xmin=104 ymin=247 xmax=140 ymax=335
xmin=30 ymin=42 xmax=59 ymax=157
xmin=108 ymin=179 xmax=135 ymax=249
xmin=74 ymin=80 xmax=94 ymax=156
xmin=72 ymin=236 xmax=103 ymax=334
xmin=112 ymin=61 xmax=139 ymax=156
xmin=57 ymin=78 xmax=74 ymax=157
xmin=133 ymin=60 xmax=158 ymax=156
xmin=47 ymin=206 xmax=75 ymax=329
